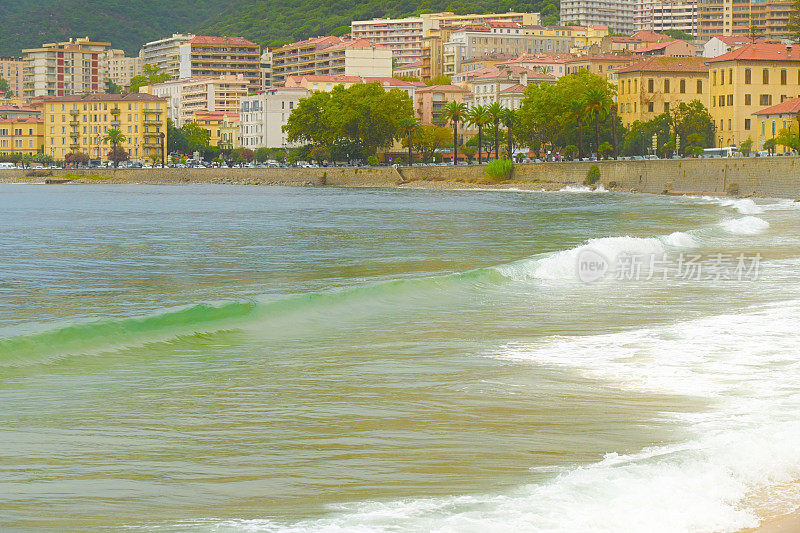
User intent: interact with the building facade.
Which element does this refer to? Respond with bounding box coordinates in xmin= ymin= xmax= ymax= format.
xmin=239 ymin=87 xmax=309 ymax=149
xmin=0 ymin=117 xmax=44 ymax=155
xmin=178 ymin=36 xmax=261 ymax=91
xmin=101 ymin=49 xmax=143 ymax=89
xmin=143 ymin=75 xmax=249 ymax=126
xmin=22 ymin=38 xmax=111 ymax=99
xmin=752 ymin=96 xmax=800 ymax=153
xmin=560 ymin=0 xmax=636 ymax=34
xmin=414 ymin=84 xmax=468 ymax=124
xmin=42 ymin=93 xmax=167 ymax=162
xmin=191 ymin=110 xmax=241 ymax=149
xmin=616 ymin=56 xmax=709 ymax=127
xmin=271 ymin=38 xmax=392 ymax=86
xmin=707 ymin=43 xmax=800 ymax=148
xmin=141 ymin=33 xmax=195 ymax=78
xmin=0 ymin=57 xmax=23 ymax=98
xmin=635 ymin=1 xmax=699 ymax=34
xmin=698 ymin=0 xmax=792 ymax=40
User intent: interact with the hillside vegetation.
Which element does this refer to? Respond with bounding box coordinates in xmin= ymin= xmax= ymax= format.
xmin=0 ymin=0 xmax=558 ymax=56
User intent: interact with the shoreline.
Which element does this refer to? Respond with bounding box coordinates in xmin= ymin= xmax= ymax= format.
xmin=1 ymin=157 xmax=799 ymax=198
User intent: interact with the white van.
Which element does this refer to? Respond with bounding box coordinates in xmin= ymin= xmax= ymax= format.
xmin=0 ymin=162 xmax=16 ymax=169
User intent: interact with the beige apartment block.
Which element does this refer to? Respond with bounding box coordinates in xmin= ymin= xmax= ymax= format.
xmin=271 ymin=38 xmax=392 ymax=86
xmin=616 ymin=56 xmax=709 ymax=127
xmin=560 ymin=0 xmax=636 ymax=34
xmin=0 ymin=57 xmax=23 ymax=98
xmin=101 ymin=49 xmax=143 ymax=89
xmin=178 ymin=36 xmax=261 ymax=91
xmin=239 ymin=87 xmax=310 ymax=149
xmin=635 ymin=1 xmax=699 ymax=34
xmin=698 ymin=0 xmax=792 ymax=39
xmin=141 ymin=33 xmax=195 ymax=78
xmin=42 ymin=93 xmax=167 ymax=161
xmin=142 ymin=75 xmax=248 ymax=126
xmin=22 ymin=38 xmax=111 ymax=99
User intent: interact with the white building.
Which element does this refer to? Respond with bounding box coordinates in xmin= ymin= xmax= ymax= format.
xmin=101 ymin=49 xmax=143 ymax=89
xmin=141 ymin=33 xmax=195 ymax=78
xmin=239 ymin=88 xmax=309 ymax=149
xmin=142 ymin=75 xmax=248 ymax=126
xmin=635 ymin=0 xmax=699 ymax=35
xmin=702 ymin=35 xmax=752 ymax=58
xmin=560 ymin=0 xmax=635 ymax=34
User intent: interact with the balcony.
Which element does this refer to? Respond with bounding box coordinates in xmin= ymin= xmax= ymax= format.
xmin=110 ymin=107 xmax=120 ymax=115
xmin=69 ymin=109 xmax=79 ymax=116
xmin=69 ymin=119 xmax=79 ymax=126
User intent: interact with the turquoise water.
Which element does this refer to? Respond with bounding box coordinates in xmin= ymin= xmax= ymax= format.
xmin=1 ymin=185 xmax=800 ymax=531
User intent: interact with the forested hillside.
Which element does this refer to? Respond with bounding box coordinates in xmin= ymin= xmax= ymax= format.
xmin=0 ymin=0 xmax=559 ymax=56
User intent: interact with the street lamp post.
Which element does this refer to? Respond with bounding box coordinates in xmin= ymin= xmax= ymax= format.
xmin=158 ymin=132 xmax=165 ymax=168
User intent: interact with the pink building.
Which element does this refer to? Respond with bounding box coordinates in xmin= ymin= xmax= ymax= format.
xmin=415 ymin=84 xmax=468 ymax=125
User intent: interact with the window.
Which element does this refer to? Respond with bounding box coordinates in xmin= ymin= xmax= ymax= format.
xmin=728 ymin=68 xmax=733 ymax=84
xmin=745 ymin=68 xmax=751 ymax=84
xmin=648 ymin=78 xmax=654 ymax=92
xmin=727 ymin=94 xmax=733 ymax=106
xmin=719 ymin=95 xmax=725 ymax=107
xmin=745 ymin=94 xmax=751 ymax=105
xmin=648 ymin=102 xmax=654 ymax=112
xmin=712 ymin=70 xmax=717 ymax=86
xmin=664 ymin=79 xmax=670 ymax=93
xmin=664 ymin=102 xmax=670 ymax=112
xmin=760 ymin=94 xmax=772 ymax=106
xmin=763 ymin=69 xmax=769 ymax=84
xmin=781 ymin=69 xmax=787 ymax=85
xmin=697 ymin=79 xmax=702 ymax=93
xmin=680 ymin=79 xmax=686 ymax=94
xmin=745 ymin=119 xmax=751 ymax=130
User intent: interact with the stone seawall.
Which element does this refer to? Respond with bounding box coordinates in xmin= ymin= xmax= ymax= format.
xmin=0 ymin=158 xmax=798 ymax=197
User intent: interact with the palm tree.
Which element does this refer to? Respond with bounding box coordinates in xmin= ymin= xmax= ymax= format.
xmin=584 ymin=88 xmax=613 ymax=158
xmin=467 ymin=105 xmax=490 ymax=164
xmin=441 ymin=101 xmax=468 ymax=166
xmin=567 ymin=98 xmax=586 ymax=160
xmin=487 ymin=102 xmax=504 ymax=159
xmin=398 ymin=117 xmax=420 ymax=166
xmin=102 ymin=127 xmax=127 ymax=168
xmin=500 ymin=108 xmax=517 ymax=159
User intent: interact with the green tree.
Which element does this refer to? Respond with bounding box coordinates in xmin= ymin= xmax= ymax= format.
xmin=129 ymin=64 xmax=172 ymax=93
xmin=486 ymin=102 xmax=504 ymax=159
xmin=584 ymin=87 xmax=613 ymax=157
xmin=412 ymin=125 xmax=451 ymax=163
xmin=671 ymin=100 xmax=715 ymax=154
xmin=664 ymin=29 xmax=694 ymax=41
xmin=739 ymin=137 xmax=754 ymax=156
xmin=774 ymin=127 xmax=799 ymax=152
xmin=105 ymin=79 xmax=122 ymax=94
xmin=441 ymin=101 xmax=468 ymax=165
xmin=763 ymin=138 xmax=777 ymax=155
xmin=0 ymin=76 xmax=12 ymax=97
xmin=500 ymin=108 xmax=517 ymax=158
xmin=102 ymin=127 xmax=127 ymax=168
xmin=397 ymin=116 xmax=421 ymax=165
xmin=467 ymin=105 xmax=490 ymax=163
xmin=107 ymin=146 xmax=130 ymax=165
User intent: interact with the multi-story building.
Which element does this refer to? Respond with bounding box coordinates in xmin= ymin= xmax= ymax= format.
xmin=42 ymin=93 xmax=167 ymax=162
xmin=239 ymin=87 xmax=309 ymax=149
xmin=703 ymin=35 xmax=752 ymax=58
xmin=178 ymin=36 xmax=261 ymax=91
xmin=191 ymin=110 xmax=241 ymax=149
xmin=284 ymin=74 xmax=421 ymax=101
xmin=752 ymin=96 xmax=800 ymax=153
xmin=271 ymin=37 xmax=392 ymax=86
xmin=633 ymin=39 xmax=698 ymax=57
xmin=352 ymin=12 xmax=541 ymax=66
xmin=22 ymin=38 xmax=111 ymax=99
xmin=698 ymin=0 xmax=792 ymax=40
xmin=443 ymin=23 xmax=573 ymax=76
xmin=415 ymin=84 xmax=468 ymax=124
xmin=569 ymin=25 xmax=610 ymax=53
xmin=560 ymin=0 xmax=636 ymax=34
xmin=260 ymin=51 xmax=273 ymax=90
xmin=616 ymin=56 xmax=709 ymax=127
xmin=497 ymin=53 xmax=572 ymax=78
xmin=707 ymin=42 xmax=800 ymax=148
xmin=635 ymin=1 xmax=699 ymax=34
xmin=465 ymin=66 xmax=556 ymax=107
xmin=0 ymin=117 xmax=44 ymax=155
xmin=393 ymin=60 xmax=423 ymax=77
xmin=101 ymin=49 xmax=143 ymax=89
xmin=142 ymin=75 xmax=249 ymax=126
xmin=0 ymin=104 xmax=40 ymax=120
xmin=141 ymin=33 xmax=195 ymax=78
xmin=564 ymin=54 xmax=638 ymax=79
xmin=0 ymin=57 xmax=23 ymax=98
xmin=421 ymin=27 xmax=453 ymax=79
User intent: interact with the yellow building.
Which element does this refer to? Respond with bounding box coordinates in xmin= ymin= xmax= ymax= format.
xmin=707 ymin=42 xmax=800 ymax=148
xmin=617 ymin=57 xmax=709 ymax=127
xmin=752 ymin=96 xmax=800 ymax=153
xmin=0 ymin=117 xmax=44 ymax=155
xmin=43 ymin=93 xmax=167 ymax=162
xmin=191 ymin=110 xmax=241 ymax=149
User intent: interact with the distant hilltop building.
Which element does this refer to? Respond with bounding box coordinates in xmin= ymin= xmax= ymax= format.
xmin=141 ymin=33 xmax=195 ymax=79
xmin=560 ymin=0 xmax=636 ymax=35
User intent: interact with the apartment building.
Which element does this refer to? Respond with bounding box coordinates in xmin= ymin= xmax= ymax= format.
xmin=752 ymin=96 xmax=800 ymax=152
xmin=569 ymin=25 xmax=610 ymax=53
xmin=42 ymin=93 xmax=167 ymax=162
xmin=271 ymin=37 xmax=392 ymax=86
xmin=635 ymin=1 xmax=699 ymax=34
xmin=707 ymin=42 xmax=800 ymax=148
xmin=616 ymin=56 xmax=709 ymax=127
xmin=101 ymin=49 xmax=143 ymax=89
xmin=142 ymin=75 xmax=249 ymax=126
xmin=260 ymin=51 xmax=273 ymax=90
xmin=178 ymin=36 xmax=260 ymax=91
xmin=0 ymin=57 xmax=23 ymax=98
xmin=466 ymin=66 xmax=556 ymax=107
xmin=421 ymin=27 xmax=453 ymax=79
xmin=634 ymin=39 xmax=697 ymax=57
xmin=564 ymin=54 xmax=638 ymax=79
xmin=239 ymin=87 xmax=309 ymax=149
xmin=141 ymin=33 xmax=195 ymax=78
xmin=22 ymin=38 xmax=111 ymax=99
xmin=443 ymin=23 xmax=572 ymax=76
xmin=284 ymin=75 xmax=421 ymax=102
xmin=352 ymin=12 xmax=541 ymax=66
xmin=497 ymin=53 xmax=571 ymax=78
xmin=191 ymin=110 xmax=241 ymax=149
xmin=560 ymin=0 xmax=636 ymax=34
xmin=415 ymin=85 xmax=468 ymax=124
xmin=698 ymin=0 xmax=792 ymax=39
xmin=0 ymin=117 xmax=44 ymax=155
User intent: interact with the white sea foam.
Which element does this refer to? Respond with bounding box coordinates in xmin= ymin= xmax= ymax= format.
xmin=720 ymin=216 xmax=771 ymax=235
xmin=661 ymin=231 xmax=698 ymax=248
xmin=558 ymin=184 xmax=608 ymax=193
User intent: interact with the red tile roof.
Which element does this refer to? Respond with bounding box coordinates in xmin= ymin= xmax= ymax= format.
xmin=616 ymin=56 xmax=709 ymax=74
xmin=707 ymin=42 xmax=800 ymax=63
xmin=416 ymin=84 xmax=469 ymax=93
xmin=753 ymin=96 xmax=800 ymax=116
xmin=631 ymin=30 xmax=672 ymax=43
xmin=499 ymin=83 xmax=526 ymax=93
xmin=189 ymin=36 xmax=258 ymax=47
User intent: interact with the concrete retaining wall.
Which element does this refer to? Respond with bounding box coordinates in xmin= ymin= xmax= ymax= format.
xmin=1 ymin=158 xmax=798 ymax=197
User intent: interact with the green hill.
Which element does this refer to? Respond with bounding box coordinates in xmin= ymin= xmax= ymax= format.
xmin=0 ymin=0 xmax=559 ymax=57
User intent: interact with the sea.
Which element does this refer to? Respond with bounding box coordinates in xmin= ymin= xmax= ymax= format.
xmin=1 ymin=184 xmax=799 ymax=532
